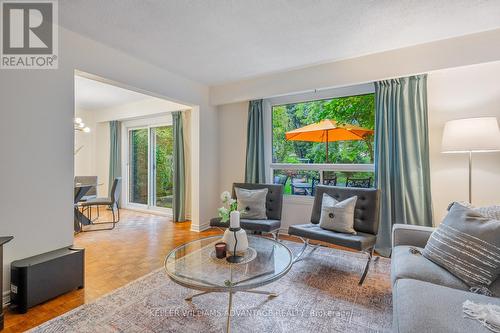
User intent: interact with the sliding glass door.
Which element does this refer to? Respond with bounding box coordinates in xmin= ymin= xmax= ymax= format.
xmin=152 ymin=126 xmax=174 ymax=209
xmin=128 ymin=125 xmax=173 ymax=212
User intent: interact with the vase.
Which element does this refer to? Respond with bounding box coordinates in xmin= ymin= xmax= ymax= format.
xmin=222 ymin=228 xmax=248 ymax=255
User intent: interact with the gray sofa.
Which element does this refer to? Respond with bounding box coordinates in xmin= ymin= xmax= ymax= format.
xmin=392 ymin=224 xmax=500 ymax=333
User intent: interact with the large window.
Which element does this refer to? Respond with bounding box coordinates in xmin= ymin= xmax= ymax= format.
xmin=271 ymin=93 xmax=375 ymax=195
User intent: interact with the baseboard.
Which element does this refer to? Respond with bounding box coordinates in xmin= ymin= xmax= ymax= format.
xmin=123 ymin=207 xmax=191 ymax=220
xmin=279 ymin=227 xmax=289 ymax=235
xmin=190 ymin=222 xmax=210 ymax=232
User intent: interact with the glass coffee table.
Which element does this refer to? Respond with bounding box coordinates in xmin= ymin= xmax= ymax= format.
xmin=164 ymin=235 xmax=293 ymax=332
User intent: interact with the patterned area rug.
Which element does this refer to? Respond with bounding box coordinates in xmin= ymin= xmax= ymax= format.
xmin=29 ymin=242 xmax=392 ymax=333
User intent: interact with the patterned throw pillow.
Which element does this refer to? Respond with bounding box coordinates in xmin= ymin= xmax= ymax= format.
xmin=423 ymin=203 xmax=500 ymax=288
xmin=319 ymin=193 xmax=357 ymax=234
xmin=235 ymin=187 xmax=268 ymax=220
xmin=448 ymin=201 xmax=500 ymax=220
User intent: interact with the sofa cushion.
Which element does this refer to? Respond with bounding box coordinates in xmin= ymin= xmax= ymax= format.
xmin=393 ymin=278 xmax=500 ymax=333
xmin=391 ymin=246 xmax=468 ymax=291
xmin=210 ymin=217 xmax=280 ymax=233
xmin=288 ymin=224 xmax=376 ymax=251
xmin=422 ymin=203 xmax=500 ymax=288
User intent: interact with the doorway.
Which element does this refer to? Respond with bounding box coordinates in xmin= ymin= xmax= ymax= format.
xmin=127 ymin=122 xmax=174 ymax=214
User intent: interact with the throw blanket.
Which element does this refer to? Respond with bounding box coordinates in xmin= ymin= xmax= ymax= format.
xmin=464 ymin=300 xmax=500 ymax=332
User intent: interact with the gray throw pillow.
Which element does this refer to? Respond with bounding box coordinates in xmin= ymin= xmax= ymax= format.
xmin=319 ymin=193 xmax=357 ymax=234
xmin=423 ymin=203 xmax=500 ymax=288
xmin=448 ymin=201 xmax=500 ymax=220
xmin=235 ymin=187 xmax=268 ymax=220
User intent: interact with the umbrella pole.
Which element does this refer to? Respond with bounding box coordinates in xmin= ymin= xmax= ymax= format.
xmin=326 ymin=131 xmax=329 ymax=163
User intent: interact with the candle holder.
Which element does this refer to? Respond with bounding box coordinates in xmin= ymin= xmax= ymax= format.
xmin=226 ymin=227 xmax=245 ymax=263
xmin=215 ymin=242 xmax=227 ymax=259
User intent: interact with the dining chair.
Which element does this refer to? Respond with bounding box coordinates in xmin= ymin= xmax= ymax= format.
xmin=79 ymin=177 xmax=122 ymax=231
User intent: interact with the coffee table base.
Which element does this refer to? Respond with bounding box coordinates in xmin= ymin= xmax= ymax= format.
xmin=185 ymin=289 xmax=278 ymax=333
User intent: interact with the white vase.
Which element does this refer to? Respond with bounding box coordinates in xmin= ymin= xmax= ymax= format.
xmin=222 ymin=228 xmax=248 ymax=254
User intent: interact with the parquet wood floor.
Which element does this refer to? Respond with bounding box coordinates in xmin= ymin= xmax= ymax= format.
xmin=3 ymin=209 xmax=219 ymax=333
xmin=3 ymin=209 xmax=365 ymax=332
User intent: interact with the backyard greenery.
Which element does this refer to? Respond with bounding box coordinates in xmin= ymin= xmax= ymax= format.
xmin=272 ymin=94 xmax=375 ymax=193
xmin=129 ymin=126 xmax=173 ymax=208
xmin=272 ymin=93 xmax=375 ymax=164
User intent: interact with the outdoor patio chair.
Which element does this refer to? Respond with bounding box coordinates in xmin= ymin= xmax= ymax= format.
xmin=210 ymin=183 xmax=283 ymax=240
xmin=288 ymin=185 xmax=380 ymax=284
xmin=346 ymin=177 xmax=372 ymax=188
xmin=273 ymin=174 xmax=288 ymax=185
xmin=290 ymin=174 xmax=310 ymax=195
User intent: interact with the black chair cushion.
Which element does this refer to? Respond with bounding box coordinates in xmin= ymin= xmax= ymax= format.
xmin=210 ymin=217 xmax=281 ymax=233
xmin=288 ymin=224 xmax=377 ymax=251
xmin=232 ymin=183 xmax=283 ymax=221
xmin=310 ymin=186 xmax=380 ymax=235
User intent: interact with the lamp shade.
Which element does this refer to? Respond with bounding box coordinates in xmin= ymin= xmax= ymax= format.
xmin=442 ymin=117 xmax=500 ymax=153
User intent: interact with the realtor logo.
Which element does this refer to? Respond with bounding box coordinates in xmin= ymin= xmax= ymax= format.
xmin=1 ymin=0 xmax=58 ymax=69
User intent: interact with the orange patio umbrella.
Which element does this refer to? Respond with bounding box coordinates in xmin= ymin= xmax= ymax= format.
xmin=285 ymin=119 xmax=374 ymax=163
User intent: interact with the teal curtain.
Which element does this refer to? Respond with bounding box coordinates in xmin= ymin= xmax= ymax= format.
xmin=374 ymin=75 xmax=433 ymax=257
xmin=245 ymin=99 xmax=266 ymax=183
xmin=172 ymin=111 xmax=186 ymax=222
xmin=109 ymin=120 xmax=121 ymax=202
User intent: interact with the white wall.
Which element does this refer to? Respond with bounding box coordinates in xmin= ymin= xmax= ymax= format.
xmin=216 ymin=61 xmax=500 ymax=232
xmin=428 ymin=61 xmax=500 ymax=222
xmin=217 ymin=102 xmax=248 ymax=194
xmin=211 ymin=29 xmax=500 ymax=105
xmin=0 ymin=26 xmax=217 ymax=296
xmin=95 ymin=121 xmax=110 ymax=197
xmin=93 ymin=98 xmax=188 ymax=123
xmin=74 ymin=109 xmax=96 ymax=177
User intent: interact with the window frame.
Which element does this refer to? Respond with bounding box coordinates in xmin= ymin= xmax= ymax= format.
xmin=265 ymin=84 xmax=376 ymax=198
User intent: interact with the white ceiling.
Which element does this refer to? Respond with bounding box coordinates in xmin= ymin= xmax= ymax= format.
xmin=75 ymin=76 xmax=151 ymax=110
xmin=75 ymin=75 xmax=190 ymax=112
xmin=61 ymin=0 xmax=500 ymax=85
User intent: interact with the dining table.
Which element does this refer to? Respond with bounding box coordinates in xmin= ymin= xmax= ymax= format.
xmin=74 ymin=183 xmax=102 ymax=233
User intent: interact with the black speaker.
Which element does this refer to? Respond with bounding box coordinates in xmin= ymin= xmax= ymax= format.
xmin=10 ymin=247 xmax=84 ymax=313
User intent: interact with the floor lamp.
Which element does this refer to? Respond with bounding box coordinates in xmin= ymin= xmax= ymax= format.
xmin=442 ymin=117 xmax=500 ymax=204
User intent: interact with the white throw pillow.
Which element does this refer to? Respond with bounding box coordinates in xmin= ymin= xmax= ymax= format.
xmin=235 ymin=187 xmax=268 ymax=220
xmin=319 ymin=193 xmax=357 ymax=234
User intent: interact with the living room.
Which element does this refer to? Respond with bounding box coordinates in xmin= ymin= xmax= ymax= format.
xmin=2 ymin=1 xmax=500 ymax=333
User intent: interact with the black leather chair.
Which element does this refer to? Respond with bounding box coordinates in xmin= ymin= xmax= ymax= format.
xmin=288 ymin=185 xmax=380 ymax=284
xmin=210 ymin=183 xmax=284 ymax=240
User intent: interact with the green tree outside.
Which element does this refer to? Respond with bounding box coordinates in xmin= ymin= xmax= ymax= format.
xmin=272 ymin=93 xmax=375 ymax=193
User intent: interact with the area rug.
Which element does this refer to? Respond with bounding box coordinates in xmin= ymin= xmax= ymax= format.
xmin=29 ymin=242 xmax=392 ymax=332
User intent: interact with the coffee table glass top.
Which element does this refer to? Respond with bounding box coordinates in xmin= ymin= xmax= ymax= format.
xmin=164 ymin=235 xmax=293 ymax=292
